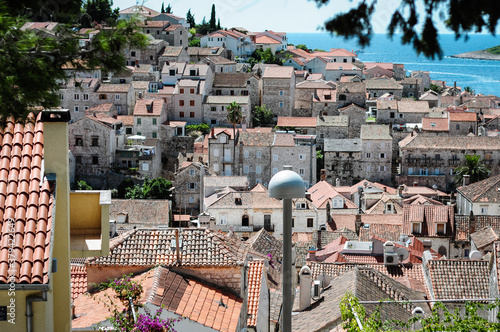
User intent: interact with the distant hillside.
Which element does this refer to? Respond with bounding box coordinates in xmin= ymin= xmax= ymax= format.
xmin=451 ymin=46 xmax=500 ymax=60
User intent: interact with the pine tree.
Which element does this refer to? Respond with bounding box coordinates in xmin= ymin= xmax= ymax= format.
xmin=209 ymin=4 xmax=216 ymax=32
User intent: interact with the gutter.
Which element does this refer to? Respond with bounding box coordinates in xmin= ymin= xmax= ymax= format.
xmin=26 ymin=290 xmax=48 ymax=332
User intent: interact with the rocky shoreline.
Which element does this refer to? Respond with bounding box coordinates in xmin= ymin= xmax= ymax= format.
xmin=450 ymin=49 xmax=500 ymax=61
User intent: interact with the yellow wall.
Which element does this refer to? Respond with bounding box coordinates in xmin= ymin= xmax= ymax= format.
xmin=70 ymin=193 xmax=101 ymax=230
xmin=0 ymin=289 xmax=54 ymax=331
xmin=44 ymin=120 xmax=71 ymax=332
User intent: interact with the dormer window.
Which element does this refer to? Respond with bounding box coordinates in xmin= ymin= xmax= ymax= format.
xmin=190 ymin=69 xmax=197 ymax=76
xmin=412 ymin=222 xmax=422 ymax=234
xmin=146 ymin=102 xmax=153 ymax=113
xmin=169 ymin=69 xmax=175 ymax=76
xmin=436 ymin=223 xmax=446 ymax=235
xmin=220 ymin=135 xmax=227 ymax=143
xmin=385 ymin=203 xmax=393 ymax=213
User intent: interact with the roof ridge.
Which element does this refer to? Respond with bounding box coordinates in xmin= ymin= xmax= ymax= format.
xmin=471 ymin=175 xmax=500 ymax=201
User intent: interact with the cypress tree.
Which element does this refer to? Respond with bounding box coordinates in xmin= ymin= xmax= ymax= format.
xmin=217 ymin=18 xmax=220 ymax=30
xmin=209 ymin=4 xmax=216 ymax=32
xmin=161 ymin=2 xmax=165 ymax=13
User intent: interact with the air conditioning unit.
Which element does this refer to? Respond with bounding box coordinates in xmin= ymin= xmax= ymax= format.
xmin=384 ymin=252 xmax=399 ymax=266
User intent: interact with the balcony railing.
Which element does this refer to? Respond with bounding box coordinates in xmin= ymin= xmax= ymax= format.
xmin=448 ymin=159 xmax=460 ymax=166
xmin=432 ymin=158 xmax=444 ymax=165
xmin=419 ymin=158 xmax=431 ymax=166
xmin=406 ymin=158 xmax=417 ymax=165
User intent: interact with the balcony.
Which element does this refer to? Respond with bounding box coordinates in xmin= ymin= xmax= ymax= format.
xmin=448 ymin=159 xmax=460 ymax=166
xmin=432 ymin=158 xmax=444 ymax=165
xmin=419 ymin=158 xmax=431 ymax=166
xmin=405 ymin=158 xmax=417 ymax=165
xmin=70 ymin=191 xmax=111 ymax=258
xmin=484 ymin=159 xmax=494 ymax=166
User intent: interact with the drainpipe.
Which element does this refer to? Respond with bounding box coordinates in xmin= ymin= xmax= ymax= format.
xmin=26 ymin=291 xmax=47 ymax=332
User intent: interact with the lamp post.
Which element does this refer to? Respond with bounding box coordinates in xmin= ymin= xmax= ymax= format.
xmin=269 ymin=165 xmax=305 ymax=332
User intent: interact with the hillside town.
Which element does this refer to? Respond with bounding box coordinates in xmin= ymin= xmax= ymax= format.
xmin=3 ymin=3 xmax=500 ymax=331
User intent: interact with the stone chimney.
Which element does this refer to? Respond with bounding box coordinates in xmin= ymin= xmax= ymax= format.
xmin=397 ymin=185 xmax=404 ymax=197
xmin=335 ymin=178 xmax=340 ymax=186
xmin=422 ymin=240 xmax=432 ymax=251
xmin=305 ymin=191 xmax=311 ymax=201
xmin=463 ymin=175 xmax=470 ymax=186
xmin=307 ymin=247 xmax=317 ymax=262
xmin=299 ymin=266 xmax=312 ymax=311
xmin=320 ymin=169 xmax=326 ymax=181
xmin=211 ymin=126 xmax=215 ymax=138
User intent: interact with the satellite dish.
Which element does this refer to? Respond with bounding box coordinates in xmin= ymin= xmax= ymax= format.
xmin=396 ymin=247 xmax=409 ymax=262
xmin=469 ymin=250 xmax=482 ymax=260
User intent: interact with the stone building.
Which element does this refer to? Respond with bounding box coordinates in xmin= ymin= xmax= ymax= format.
xmin=336 ymin=81 xmax=366 ymax=109
xmin=365 ymin=77 xmax=403 ymax=99
xmin=161 ymin=61 xmax=186 ymax=86
xmin=360 ymin=125 xmax=393 ymax=184
xmin=203 ymin=95 xmax=250 ymax=127
xmin=211 ymin=72 xmax=260 ymax=116
xmin=208 ymin=128 xmax=240 ymax=177
xmin=125 ymin=38 xmax=167 ymax=66
xmin=294 ymin=80 xmax=337 ymax=117
xmin=456 ymin=174 xmax=500 ymax=215
xmin=115 ymin=137 xmax=162 ymax=178
xmin=60 ymin=78 xmax=101 ymax=122
xmin=69 ymin=114 xmax=125 ymax=177
xmin=162 ymin=24 xmax=188 ymax=47
xmin=397 ymin=133 xmax=500 ymax=191
xmin=237 ymin=131 xmax=274 ymax=186
xmin=376 ymin=100 xmax=430 ymax=125
xmin=96 ymin=83 xmax=135 ymax=115
xmin=158 ymin=46 xmax=190 ymax=68
xmin=133 ymin=98 xmax=167 ymax=139
xmin=261 ymin=66 xmax=295 ymax=117
xmin=174 ymin=162 xmax=210 ymax=216
xmin=449 ymin=111 xmax=477 ymax=135
xmin=323 ymin=62 xmax=363 ymax=83
xmin=171 ymin=79 xmax=205 ymax=123
xmin=186 ymin=47 xmax=231 ymax=63
xmin=401 ymin=77 xmax=422 ymax=98
xmin=338 ymin=103 xmax=368 ymax=138
xmin=316 ymin=115 xmax=349 ymax=148
xmin=208 ymin=56 xmax=237 ymax=74
xmin=324 ymin=139 xmax=363 ymax=185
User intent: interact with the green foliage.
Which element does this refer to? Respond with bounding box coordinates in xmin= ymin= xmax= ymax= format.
xmin=125 ymin=177 xmax=173 ymax=199
xmin=189 ymin=37 xmax=200 ymax=47
xmin=253 ymin=105 xmax=275 ymax=127
xmin=81 ymin=0 xmax=119 ymax=27
xmin=77 ymin=180 xmax=93 ymax=190
xmin=248 ymin=48 xmax=283 ymax=66
xmin=227 ymin=102 xmax=243 ymax=128
xmin=161 ymin=2 xmax=165 ymax=14
xmin=196 ymin=17 xmax=210 ymax=35
xmin=430 ymin=83 xmax=444 ymax=94
xmin=296 ymin=44 xmax=309 ymax=51
xmin=340 ymin=293 xmax=500 ymax=331
xmin=486 ymin=45 xmax=500 ymax=55
xmin=186 ymin=9 xmax=196 ymax=28
xmin=315 ymin=0 xmax=500 ymax=59
xmin=166 ymin=3 xmax=172 ymax=14
xmin=454 ymin=155 xmax=491 ymax=185
xmin=186 ymin=123 xmax=210 ymax=135
xmin=0 ymin=4 xmax=147 ymax=120
xmin=5 ymin=0 xmax=82 ymax=23
xmin=464 ymin=86 xmax=475 ymax=94
xmin=313 ymin=48 xmax=326 ymax=52
xmin=116 ymin=178 xmax=135 ymax=198
xmin=209 ymin=4 xmax=216 ymax=33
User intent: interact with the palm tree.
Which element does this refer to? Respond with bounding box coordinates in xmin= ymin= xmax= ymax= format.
xmin=454 ymin=155 xmax=490 ymax=185
xmin=227 ymin=101 xmax=242 ymax=175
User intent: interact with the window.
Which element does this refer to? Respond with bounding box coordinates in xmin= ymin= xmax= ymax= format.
xmin=399 ymin=113 xmax=404 ymax=118
xmin=92 ymin=156 xmax=99 ymax=165
xmin=456 ymin=124 xmax=460 ymax=130
xmin=220 ymin=135 xmax=227 ymax=143
xmin=230 ymin=90 xmax=234 ymax=96
xmin=189 ymin=182 xmax=197 ymax=190
xmin=188 ymin=196 xmax=194 ymax=204
xmin=343 ymin=58 xmax=347 ymax=62
xmin=241 ymin=90 xmax=249 ymax=96
xmin=74 ymin=94 xmax=80 ymax=100
xmin=180 ymin=88 xmax=184 ymax=94
xmin=142 ymin=163 xmax=149 ymax=171
xmin=60 ymin=94 xmax=64 ymax=100
xmin=190 ymin=88 xmax=195 ymax=94
xmin=244 ymin=150 xmax=249 ymax=158
xmin=126 ymin=128 xmax=132 ymax=135
xmin=116 ymin=105 xmax=122 ymax=114
xmin=220 ymin=214 xmax=227 ymax=225
xmin=408 ymin=167 xmax=413 ymax=175
xmin=99 ymin=94 xmax=107 ymax=100
xmin=412 ymin=222 xmax=422 ymax=234
xmin=380 ymin=153 xmax=385 ymax=158
xmin=75 ymin=156 xmax=82 ymax=164
xmin=75 ymin=136 xmax=83 ymax=146
xmin=190 ymin=100 xmax=195 ymax=106
xmin=273 ymin=168 xmax=278 ymax=175
xmin=83 ymin=94 xmax=89 ymax=100
xmin=190 ymin=112 xmax=195 ymax=118
xmin=419 ymin=169 xmax=428 ymax=175
xmin=299 ymin=168 xmax=305 ymax=175
xmin=152 ymin=132 xmax=157 ymax=138
xmin=211 ymin=119 xmax=217 ymax=125
xmin=74 ymin=106 xmax=79 ymax=113
xmin=137 ymin=118 xmax=141 ymax=125
xmin=84 ymin=106 xmax=89 ymax=110
xmin=279 ymin=102 xmax=284 ymax=108
xmin=481 ymin=206 xmax=488 ymax=214
xmin=244 ymin=166 xmax=249 ymax=174
xmin=211 ymin=107 xmax=216 ymax=112
xmin=390 ymin=112 xmax=395 ymax=118
xmin=256 ymin=166 xmax=262 ymax=174
xmin=291 ymin=218 xmax=295 ymax=228
xmin=299 ymin=154 xmax=306 ymax=160
xmin=152 ymin=118 xmax=157 ymax=125
xmin=256 ymin=151 xmax=262 ymax=159
xmin=137 ymin=132 xmax=141 ymax=136
xmin=215 ymin=90 xmax=222 ymax=95
xmin=115 ymin=94 xmax=120 ymax=100
xmin=169 ymin=69 xmax=175 ymax=76
xmin=379 ymin=165 xmax=386 ymax=172
xmin=131 ymin=51 xmax=136 ymax=56
xmin=307 ymin=218 xmax=314 ymax=228
xmin=273 ymin=155 xmax=278 ymax=161
xmin=179 ymin=100 xmax=184 ymax=106
xmin=366 ymin=165 xmax=371 ymax=172
xmin=436 ymin=223 xmax=446 ymax=235
xmin=279 ymin=90 xmax=283 ymax=96
xmin=91 ymin=137 xmax=99 ymax=147
xmin=434 ymin=168 xmax=439 ymax=175
xmin=179 ymin=112 xmax=184 ymax=118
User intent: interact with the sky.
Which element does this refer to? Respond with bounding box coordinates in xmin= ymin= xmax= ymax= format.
xmin=112 ymin=0 xmax=451 ymax=34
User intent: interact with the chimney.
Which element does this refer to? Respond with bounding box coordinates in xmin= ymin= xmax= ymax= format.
xmin=413 ymin=182 xmax=418 ymax=187
xmin=305 ymin=191 xmax=311 ymax=201
xmin=383 ymin=186 xmax=387 ymax=192
xmin=335 ymin=178 xmax=340 ymax=186
xmin=242 ymin=119 xmax=247 ymax=132
xmin=355 ymin=214 xmax=363 ymax=234
xmin=397 ymin=185 xmax=403 ymax=197
xmin=307 ymin=247 xmax=316 ymax=262
xmin=299 ymin=266 xmax=312 ymax=311
xmin=320 ymin=169 xmax=326 ymax=181
xmin=422 ymin=240 xmax=432 ymax=251
xmin=463 ymin=175 xmax=470 ymax=186
xmin=211 ymin=127 xmax=215 ymax=138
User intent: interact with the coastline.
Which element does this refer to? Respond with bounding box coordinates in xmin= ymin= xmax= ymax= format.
xmin=450 ymin=50 xmax=500 ymax=61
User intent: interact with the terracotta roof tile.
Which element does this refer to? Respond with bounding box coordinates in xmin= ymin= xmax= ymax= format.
xmin=449 ymin=111 xmax=477 ymax=122
xmin=277 ymin=117 xmax=316 ymax=128
xmin=402 ymin=205 xmax=454 ymax=237
xmin=110 ymin=199 xmax=170 ymax=225
xmin=470 ymin=226 xmax=500 ymax=249
xmin=133 ymin=98 xmax=164 ymax=116
xmin=71 ymin=264 xmax=87 ymax=301
xmin=456 ymin=174 xmax=500 ymax=203
xmin=455 ymin=215 xmax=500 ymax=241
xmin=0 ymin=114 xmax=54 ymax=285
xmin=422 ymin=117 xmax=449 ymax=131
xmin=247 ymin=261 xmax=264 ymax=327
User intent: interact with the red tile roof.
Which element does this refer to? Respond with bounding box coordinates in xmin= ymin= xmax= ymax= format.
xmin=247 ymin=261 xmax=264 ymax=327
xmin=456 ymin=174 xmax=500 ymax=203
xmin=0 ymin=114 xmax=55 ymax=284
xmin=277 ymin=117 xmax=316 ymax=128
xmin=133 ymin=98 xmax=164 ymax=116
xmin=71 ymin=264 xmax=87 ymax=301
xmin=255 ymin=35 xmax=281 ymax=44
xmin=402 ymin=205 xmax=454 ymax=237
xmin=449 ymin=111 xmax=477 ymax=122
xmin=422 ymin=117 xmax=449 ymax=132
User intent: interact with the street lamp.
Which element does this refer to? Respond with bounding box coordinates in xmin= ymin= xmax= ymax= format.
xmin=269 ymin=165 xmax=305 ymax=332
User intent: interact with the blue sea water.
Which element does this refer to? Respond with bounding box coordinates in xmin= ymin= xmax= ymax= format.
xmin=287 ymin=33 xmax=500 ymax=96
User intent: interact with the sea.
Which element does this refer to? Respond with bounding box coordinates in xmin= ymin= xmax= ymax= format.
xmin=287 ymin=33 xmax=500 ymax=97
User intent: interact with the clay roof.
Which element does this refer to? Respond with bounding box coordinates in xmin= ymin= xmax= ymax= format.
xmin=139 ymin=20 xmax=167 ymax=28
xmin=262 ymin=66 xmax=294 ymax=79
xmin=0 ymin=115 xmax=54 ymax=284
xmin=97 ymin=84 xmax=131 ymax=93
xmin=456 ymin=174 xmax=500 ymax=203
xmin=360 ymin=124 xmax=392 ymax=140
xmin=399 ymin=133 xmax=500 ymax=150
xmin=247 ymin=261 xmax=264 ymax=327
xmin=164 ymin=24 xmax=181 ymax=32
xmin=88 ymin=228 xmax=262 ymax=267
xmin=402 ymin=205 xmax=454 ymax=237
xmin=110 ymin=199 xmax=170 ymax=225
xmin=238 ymin=132 xmax=274 ymax=147
xmin=204 ymin=175 xmax=248 ymax=188
xmin=85 ymin=103 xmax=114 ymax=113
xmin=309 ymin=181 xmax=358 ymax=209
xmin=162 ymin=46 xmax=184 ymax=57
xmin=364 ymin=62 xmax=394 ymax=71
xmin=116 ymin=115 xmax=134 ymax=126
xmin=255 ymin=35 xmax=281 ymax=44
xmin=277 ymin=117 xmax=316 ymax=127
xmin=377 ymin=100 xmax=398 ymax=110
xmin=398 ymin=100 xmax=430 ymax=113
xmin=71 ymin=264 xmax=87 ymax=301
xmin=246 ymin=229 xmax=283 ymax=260
xmin=403 ymin=194 xmax=444 ymax=205
xmin=133 ymin=98 xmax=164 ymax=116
xmin=359 ymin=224 xmax=402 ymax=241
xmin=338 ymin=81 xmax=366 ymax=93
xmin=272 ymin=133 xmax=295 ymax=147
xmin=325 ymin=62 xmax=362 ymax=71
xmin=208 ymin=57 xmax=236 ymax=65
xmin=449 ymin=111 xmax=477 ymax=122
xmin=365 ymin=78 xmax=402 ymax=90
xmin=311 ymin=48 xmax=357 ymax=57
xmin=296 ymin=80 xmax=332 ymax=89
xmin=470 ymin=226 xmax=500 ymax=250
xmin=207 ymin=191 xmax=282 ymax=209
xmin=427 ymin=259 xmax=490 ymax=299
xmin=455 ymin=215 xmax=500 ymax=241
xmin=422 ymin=117 xmax=449 ymax=131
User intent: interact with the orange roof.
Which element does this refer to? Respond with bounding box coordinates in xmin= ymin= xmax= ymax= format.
xmin=255 ymin=35 xmax=281 ymax=44
xmin=133 ymin=98 xmax=164 ymax=116
xmin=309 ymin=180 xmax=358 ymax=209
xmin=247 ymin=261 xmax=264 ymax=327
xmin=0 ymin=114 xmax=54 ymax=284
xmin=116 ymin=115 xmax=134 ymax=126
xmin=277 ymin=117 xmax=316 ymax=127
xmin=71 ymin=264 xmax=87 ymax=301
xmin=449 ymin=111 xmax=477 ymax=122
xmin=422 ymin=117 xmax=449 ymax=131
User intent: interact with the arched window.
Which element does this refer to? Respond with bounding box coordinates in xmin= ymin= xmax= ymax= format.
xmin=242 ymin=215 xmax=249 ymax=227
xmin=438 ymin=245 xmax=447 ymax=257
